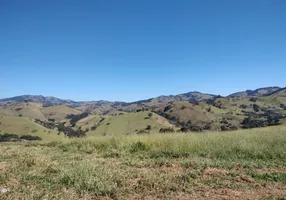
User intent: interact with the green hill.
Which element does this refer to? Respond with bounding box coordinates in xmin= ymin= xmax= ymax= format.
xmin=0 ymin=115 xmax=64 ymax=140
xmin=76 ymin=111 xmax=175 ymax=136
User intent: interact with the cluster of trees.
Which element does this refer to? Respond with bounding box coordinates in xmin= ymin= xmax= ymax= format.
xmin=35 ymin=119 xmax=57 ymax=129
xmin=159 ymin=127 xmax=175 ymax=133
xmin=241 ymin=115 xmax=281 ymax=129
xmin=35 ymin=118 xmax=87 ymax=138
xmin=155 ymin=110 xmax=209 ymax=132
xmin=144 ymin=113 xmax=153 ymax=119
xmin=0 ymin=133 xmax=41 ymax=142
xmin=57 ymin=124 xmax=87 ymax=138
xmin=253 ymin=104 xmax=260 ymax=112
xmin=249 ymin=97 xmax=257 ymax=102
xmin=135 ymin=107 xmax=149 ymax=112
xmin=280 ymin=104 xmax=286 ymax=110
xmin=66 ymin=112 xmax=89 ymax=124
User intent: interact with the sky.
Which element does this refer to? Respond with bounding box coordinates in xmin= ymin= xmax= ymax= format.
xmin=0 ymin=0 xmax=286 ymax=102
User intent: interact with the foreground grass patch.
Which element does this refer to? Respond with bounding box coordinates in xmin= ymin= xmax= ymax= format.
xmin=1 ymin=126 xmax=286 ymax=199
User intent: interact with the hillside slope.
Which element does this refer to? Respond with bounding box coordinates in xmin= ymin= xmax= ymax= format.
xmin=229 ymin=87 xmax=281 ymax=97
xmin=0 ymin=115 xmax=64 ymax=140
xmin=76 ymin=111 xmax=175 ymax=136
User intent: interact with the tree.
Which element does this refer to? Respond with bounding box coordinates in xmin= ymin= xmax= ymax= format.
xmin=159 ymin=127 xmax=175 ymax=133
xmin=253 ymin=104 xmax=260 ymax=112
xmin=180 ymin=127 xmax=188 ymax=132
xmin=249 ymin=97 xmax=257 ymax=102
xmin=240 ymin=104 xmax=248 ymax=109
xmin=164 ymin=105 xmax=172 ymax=112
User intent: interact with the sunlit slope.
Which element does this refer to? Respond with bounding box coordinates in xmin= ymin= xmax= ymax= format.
xmin=0 ymin=115 xmax=64 ymax=140
xmin=77 ymin=111 xmax=174 ymax=136
xmin=41 ymin=105 xmax=81 ymax=122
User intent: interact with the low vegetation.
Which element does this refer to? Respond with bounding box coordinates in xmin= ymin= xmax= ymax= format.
xmin=0 ymin=133 xmax=41 ymax=142
xmin=1 ymin=126 xmax=286 ymax=199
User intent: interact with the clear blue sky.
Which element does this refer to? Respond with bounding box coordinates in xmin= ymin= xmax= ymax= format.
xmin=1 ymin=0 xmax=285 ymax=102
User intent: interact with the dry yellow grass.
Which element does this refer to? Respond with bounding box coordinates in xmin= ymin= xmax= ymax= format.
xmin=1 ymin=126 xmax=286 ymax=199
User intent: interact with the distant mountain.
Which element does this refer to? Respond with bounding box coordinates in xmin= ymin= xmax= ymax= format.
xmin=266 ymin=87 xmax=286 ymax=97
xmin=132 ymin=91 xmax=216 ymax=107
xmin=228 ymin=87 xmax=281 ymax=98
xmin=1 ymin=87 xmax=285 ymax=110
xmin=0 ymin=95 xmax=81 ymax=107
xmin=0 ymin=91 xmax=217 ymax=108
xmin=1 ymin=86 xmax=286 ymax=135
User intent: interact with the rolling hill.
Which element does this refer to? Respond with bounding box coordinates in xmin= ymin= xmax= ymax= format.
xmin=228 ymin=87 xmax=281 ymax=97
xmin=76 ymin=111 xmax=175 ymax=136
xmin=1 ymin=86 xmax=286 ymax=139
xmin=0 ymin=115 xmax=64 ymax=140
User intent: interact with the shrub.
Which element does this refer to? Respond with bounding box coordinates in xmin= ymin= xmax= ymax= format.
xmin=164 ymin=105 xmax=172 ymax=112
xmin=20 ymin=135 xmax=42 ymax=141
xmin=146 ymin=125 xmax=151 ymax=130
xmin=249 ymin=97 xmax=257 ymax=102
xmin=66 ymin=112 xmax=89 ymax=124
xmin=90 ymin=125 xmax=97 ymax=131
xmin=0 ymin=133 xmax=19 ymax=142
xmin=130 ymin=141 xmax=148 ymax=153
xmin=0 ymin=134 xmax=42 ymax=142
xmin=180 ymin=127 xmax=188 ymax=132
xmin=159 ymin=127 xmax=175 ymax=133
xmin=221 ymin=125 xmax=228 ymax=131
xmin=240 ymin=104 xmax=247 ymax=109
xmin=253 ymin=104 xmax=260 ymax=112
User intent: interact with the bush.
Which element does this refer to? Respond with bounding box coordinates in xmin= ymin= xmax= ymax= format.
xmin=164 ymin=105 xmax=172 ymax=112
xmin=180 ymin=127 xmax=188 ymax=132
xmin=66 ymin=112 xmax=89 ymax=124
xmin=249 ymin=97 xmax=257 ymax=102
xmin=181 ymin=105 xmax=186 ymax=110
xmin=240 ymin=104 xmax=247 ymax=109
xmin=130 ymin=141 xmax=148 ymax=153
xmin=0 ymin=133 xmax=42 ymax=142
xmin=280 ymin=104 xmax=286 ymax=110
xmin=146 ymin=125 xmax=151 ymax=130
xmin=0 ymin=133 xmax=19 ymax=142
xmin=253 ymin=104 xmax=260 ymax=112
xmin=159 ymin=127 xmax=175 ymax=133
xmin=20 ymin=135 xmax=42 ymax=141
xmin=90 ymin=125 xmax=97 ymax=131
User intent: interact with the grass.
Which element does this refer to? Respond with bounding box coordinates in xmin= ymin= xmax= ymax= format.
xmin=41 ymin=105 xmax=81 ymax=122
xmin=0 ymin=102 xmax=47 ymax=121
xmin=1 ymin=126 xmax=286 ymax=199
xmin=79 ymin=111 xmax=175 ymax=136
xmin=0 ymin=115 xmax=64 ymax=140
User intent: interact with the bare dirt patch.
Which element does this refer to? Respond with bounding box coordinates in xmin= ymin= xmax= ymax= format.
xmin=0 ymin=162 xmax=10 ymax=171
xmin=78 ymin=115 xmax=95 ymax=123
xmin=203 ymin=168 xmax=229 ymax=178
xmin=235 ymin=174 xmax=255 ymax=183
xmin=256 ymin=168 xmax=286 ymax=174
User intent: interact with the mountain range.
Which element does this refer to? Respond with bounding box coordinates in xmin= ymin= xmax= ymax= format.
xmin=0 ymin=86 xmax=286 ymax=139
xmin=2 ymin=86 xmax=284 ymax=106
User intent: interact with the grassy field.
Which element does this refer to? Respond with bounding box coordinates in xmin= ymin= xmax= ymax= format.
xmin=0 ymin=115 xmax=64 ymax=141
xmin=77 ymin=111 xmax=175 ymax=136
xmin=1 ymin=126 xmax=286 ymax=199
